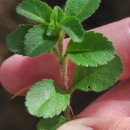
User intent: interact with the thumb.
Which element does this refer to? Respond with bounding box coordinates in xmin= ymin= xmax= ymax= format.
xmin=57 ymin=117 xmax=130 ymax=130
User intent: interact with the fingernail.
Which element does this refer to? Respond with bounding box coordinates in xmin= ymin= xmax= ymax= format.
xmin=58 ymin=124 xmax=93 ymax=130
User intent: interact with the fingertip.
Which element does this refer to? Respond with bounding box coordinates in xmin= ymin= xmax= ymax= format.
xmin=58 ymin=117 xmax=130 ymax=130
xmin=0 ymin=54 xmax=26 ymax=95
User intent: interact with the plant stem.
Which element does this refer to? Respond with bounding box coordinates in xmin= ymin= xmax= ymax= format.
xmin=60 ymin=56 xmax=69 ymax=91
xmin=57 ymin=31 xmax=74 ymax=119
xmin=58 ymin=31 xmax=68 ymax=91
xmin=69 ymin=87 xmax=76 ymax=96
xmin=64 ymin=105 xmax=74 ymax=120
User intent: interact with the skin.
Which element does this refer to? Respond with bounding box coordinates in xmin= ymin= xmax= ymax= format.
xmin=0 ymin=18 xmax=130 ymax=129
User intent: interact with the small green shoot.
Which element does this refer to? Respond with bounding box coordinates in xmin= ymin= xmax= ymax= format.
xmin=6 ymin=0 xmax=123 ymax=129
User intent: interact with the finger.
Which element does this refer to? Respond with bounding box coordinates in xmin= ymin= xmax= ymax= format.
xmin=57 ymin=117 xmax=130 ymax=130
xmin=76 ymin=79 xmax=130 ymax=118
xmin=0 ymin=54 xmax=59 ymax=95
xmin=0 ymin=52 xmax=74 ymax=95
xmin=93 ymin=17 xmax=130 ymax=80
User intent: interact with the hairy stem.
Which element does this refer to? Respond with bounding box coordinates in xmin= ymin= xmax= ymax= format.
xmin=57 ymin=31 xmax=74 ymax=119
xmin=60 ymin=56 xmax=69 ymax=91
xmin=58 ymin=31 xmax=68 ymax=91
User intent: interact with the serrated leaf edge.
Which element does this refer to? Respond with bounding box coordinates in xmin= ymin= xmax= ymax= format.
xmin=16 ymin=0 xmax=52 ymax=24
xmin=24 ymin=25 xmax=45 ymax=56
xmin=68 ymin=54 xmax=115 ymax=67
xmin=77 ymin=0 xmax=101 ymax=21
xmin=65 ymin=0 xmax=101 ymax=21
xmin=6 ymin=24 xmax=31 ymax=54
xmin=25 ymin=79 xmax=70 ymax=118
xmin=60 ymin=16 xmax=85 ymax=42
xmin=67 ymin=31 xmax=115 ymax=67
xmin=75 ymin=55 xmax=124 ymax=92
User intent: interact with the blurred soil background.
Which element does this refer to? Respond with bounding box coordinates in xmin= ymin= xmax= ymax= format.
xmin=0 ymin=0 xmax=130 ymax=130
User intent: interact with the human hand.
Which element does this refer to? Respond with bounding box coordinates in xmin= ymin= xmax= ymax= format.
xmin=0 ymin=18 xmax=130 ymax=129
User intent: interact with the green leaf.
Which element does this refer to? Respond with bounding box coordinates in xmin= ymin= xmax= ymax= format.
xmin=47 ymin=25 xmax=60 ymax=37
xmin=50 ymin=6 xmax=64 ymax=25
xmin=46 ymin=21 xmax=60 ymax=37
xmin=51 ymin=47 xmax=59 ymax=57
xmin=73 ymin=55 xmax=123 ymax=92
xmin=65 ymin=0 xmax=101 ymax=21
xmin=6 ymin=24 xmax=31 ymax=55
xmin=67 ymin=32 xmax=115 ymax=67
xmin=37 ymin=115 xmax=68 ymax=130
xmin=47 ymin=6 xmax=64 ymax=36
xmin=25 ymin=79 xmax=70 ymax=118
xmin=16 ymin=0 xmax=52 ymax=24
xmin=24 ymin=25 xmax=58 ymax=56
xmin=60 ymin=16 xmax=84 ymax=42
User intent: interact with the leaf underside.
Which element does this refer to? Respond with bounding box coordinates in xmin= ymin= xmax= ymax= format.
xmin=37 ymin=115 xmax=68 ymax=130
xmin=25 ymin=79 xmax=70 ymax=118
xmin=67 ymin=31 xmax=115 ymax=67
xmin=73 ymin=55 xmax=123 ymax=92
